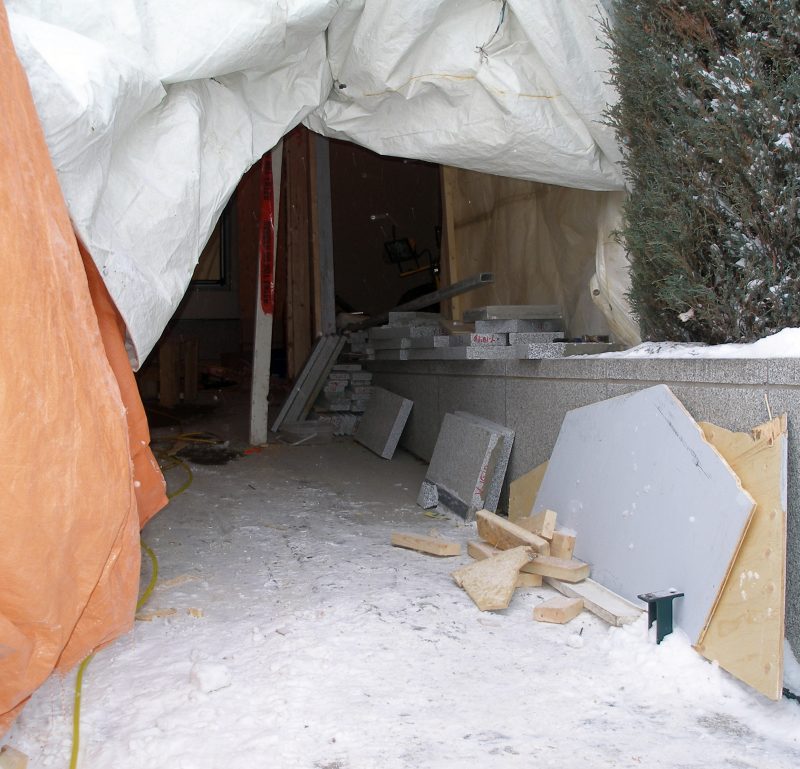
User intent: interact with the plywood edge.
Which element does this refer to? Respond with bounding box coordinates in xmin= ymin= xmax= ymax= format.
xmin=696 ymin=416 xmax=788 ymax=700
xmin=509 ymin=461 xmax=549 ymax=522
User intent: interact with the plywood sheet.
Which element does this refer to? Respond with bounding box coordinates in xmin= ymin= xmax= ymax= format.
xmin=508 ymin=461 xmax=548 ymax=522
xmin=696 ymin=416 xmax=787 ymax=700
xmin=533 ymin=385 xmax=755 ymax=644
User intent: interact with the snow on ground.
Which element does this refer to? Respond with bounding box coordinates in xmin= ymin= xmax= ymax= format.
xmin=6 ymin=400 xmax=800 ymax=768
xmin=594 ymin=327 xmax=800 ymax=358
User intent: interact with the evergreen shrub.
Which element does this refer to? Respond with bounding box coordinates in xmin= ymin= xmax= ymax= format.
xmin=606 ymin=0 xmax=800 ymax=342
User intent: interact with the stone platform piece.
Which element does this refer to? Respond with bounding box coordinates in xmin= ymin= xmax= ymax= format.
xmin=419 ymin=412 xmax=513 ymax=519
xmin=354 ymin=387 xmax=413 ymax=459
xmin=463 ymin=304 xmax=563 ymax=322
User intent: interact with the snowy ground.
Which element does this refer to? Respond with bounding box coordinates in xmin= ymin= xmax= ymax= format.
xmin=7 ymin=393 xmax=800 ymax=769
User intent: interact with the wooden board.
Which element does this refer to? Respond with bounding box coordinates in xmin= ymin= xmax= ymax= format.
xmin=533 ymin=385 xmax=755 ymax=644
xmin=508 ymin=461 xmax=548 ymax=522
xmin=695 ymin=416 xmax=788 ymax=700
xmin=550 ymin=531 xmax=576 ymax=560
xmin=516 ymin=509 xmax=557 ymax=539
xmin=467 ymin=541 xmax=542 ymax=587
xmin=391 ymin=532 xmax=461 ymax=557
xmin=476 ymin=509 xmax=550 ymax=554
xmin=452 ymin=546 xmax=534 ymax=611
xmin=0 ymin=747 xmax=28 ymax=769
xmin=524 ymin=555 xmax=589 ymax=582
xmin=534 ymin=596 xmax=583 ymax=624
xmin=544 ymin=577 xmax=642 ymax=626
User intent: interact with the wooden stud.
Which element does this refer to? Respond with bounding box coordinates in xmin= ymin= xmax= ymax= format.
xmin=523 ymin=555 xmax=589 ymax=583
xmin=284 ymin=127 xmax=314 ymax=379
xmin=158 ymin=338 xmax=180 ymax=408
xmin=550 ymin=530 xmax=576 ymax=560
xmin=533 ymin=596 xmax=583 ymax=624
xmin=516 ymin=509 xmax=557 ymax=540
xmin=182 ymin=338 xmax=199 ymax=403
xmin=391 ymin=532 xmax=461 ymax=557
xmin=440 ymin=166 xmax=459 ymax=319
xmin=545 ymin=577 xmax=642 ymax=626
xmin=452 ymin=546 xmax=534 ymax=611
xmin=508 ymin=461 xmax=549 ymax=522
xmin=0 ymin=747 xmax=28 ymax=769
xmin=476 ymin=509 xmax=550 ymax=554
xmin=516 ymin=572 xmax=544 ymax=588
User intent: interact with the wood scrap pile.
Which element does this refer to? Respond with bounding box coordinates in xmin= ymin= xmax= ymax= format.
xmin=454 ymin=509 xmax=638 ymax=625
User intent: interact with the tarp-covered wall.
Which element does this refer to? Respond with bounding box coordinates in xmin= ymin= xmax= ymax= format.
xmin=441 ymin=167 xmax=640 ymax=344
xmin=7 ymin=0 xmax=626 ymax=367
xmin=0 ymin=2 xmax=166 ymax=733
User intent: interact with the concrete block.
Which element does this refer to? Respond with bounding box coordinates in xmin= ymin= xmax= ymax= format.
xmin=420 ymin=412 xmax=505 ymax=519
xmin=454 ymin=411 xmax=514 ymax=512
xmin=476 ymin=318 xmax=565 ymax=333
xmin=464 ymin=305 xmax=563 ymax=321
xmin=354 ymin=386 xmax=413 ymax=459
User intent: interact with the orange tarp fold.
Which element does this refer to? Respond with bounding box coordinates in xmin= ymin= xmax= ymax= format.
xmin=0 ymin=1 xmax=167 ymax=734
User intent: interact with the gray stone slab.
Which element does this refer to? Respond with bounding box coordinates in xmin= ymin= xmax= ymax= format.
xmin=606 ymin=358 xmax=769 ymax=385
xmin=464 ymin=305 xmax=563 ymax=321
xmin=350 ymin=371 xmax=373 ymax=382
xmin=332 ymin=364 xmax=362 ymax=371
xmin=525 ymin=342 xmax=623 ymax=359
xmin=354 ymin=386 xmax=413 ymax=460
xmin=421 ymin=412 xmax=504 ymax=519
xmin=369 ymin=325 xmax=441 ymax=339
xmin=453 ymin=411 xmax=514 ymax=512
xmin=417 ymin=479 xmax=438 ymax=509
xmin=406 ymin=346 xmax=524 ymax=360
xmin=388 ymin=311 xmax=442 ymax=326
xmin=508 ymin=332 xmax=563 ymax=344
xmin=533 ymin=385 xmax=755 ymax=643
xmin=447 ymin=332 xmax=508 ymax=346
xmin=476 ymin=318 xmax=565 ymax=333
xmin=372 ymin=336 xmax=451 ymax=350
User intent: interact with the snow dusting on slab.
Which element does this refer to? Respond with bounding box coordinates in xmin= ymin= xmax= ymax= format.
xmin=593 ymin=327 xmax=800 ymax=358
xmin=6 ymin=440 xmax=800 ymax=768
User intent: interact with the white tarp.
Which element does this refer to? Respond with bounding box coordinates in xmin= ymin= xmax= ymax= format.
xmin=7 ymin=0 xmax=627 ymax=366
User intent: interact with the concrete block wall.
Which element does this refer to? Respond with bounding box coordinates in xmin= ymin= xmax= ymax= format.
xmin=367 ymin=357 xmax=800 ymax=659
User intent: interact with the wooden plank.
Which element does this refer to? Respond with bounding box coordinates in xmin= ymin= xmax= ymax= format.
xmin=284 ymin=127 xmax=313 ymax=379
xmin=533 ymin=384 xmax=756 ymax=644
xmin=534 ymin=596 xmax=583 ymax=624
xmin=476 ymin=509 xmax=550 ymax=554
xmin=544 ymin=577 xmax=643 ymax=626
xmin=313 ymin=134 xmax=336 ymax=335
xmin=695 ymin=416 xmax=788 ymax=700
xmin=249 ymin=144 xmax=282 ymax=445
xmin=550 ymin=530 xmax=576 ymax=560
xmin=182 ymin=338 xmax=198 ymax=403
xmin=523 ymin=555 xmax=589 ymax=582
xmin=391 ymin=532 xmax=461 ymax=557
xmin=440 ymin=165 xmax=459 ymax=319
xmin=516 ymin=509 xmax=557 ymax=540
xmin=452 ymin=546 xmax=534 ymax=611
xmin=158 ymin=338 xmax=179 ymax=408
xmin=509 ymin=461 xmax=549 ymax=522
xmin=467 ymin=540 xmax=541 ymax=587
xmin=0 ymin=747 xmax=28 ymax=769
xmin=516 ymin=572 xmax=543 ymax=588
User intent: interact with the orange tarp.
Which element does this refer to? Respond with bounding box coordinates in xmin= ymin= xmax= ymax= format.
xmin=0 ymin=1 xmax=166 ymax=734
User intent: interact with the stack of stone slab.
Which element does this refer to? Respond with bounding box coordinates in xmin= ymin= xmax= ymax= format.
xmin=366 ymin=305 xmax=621 ymax=360
xmin=313 ymin=364 xmax=373 ymax=435
xmin=418 ymin=412 xmax=514 ymax=520
xmin=354 ymin=386 xmax=413 ymax=459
